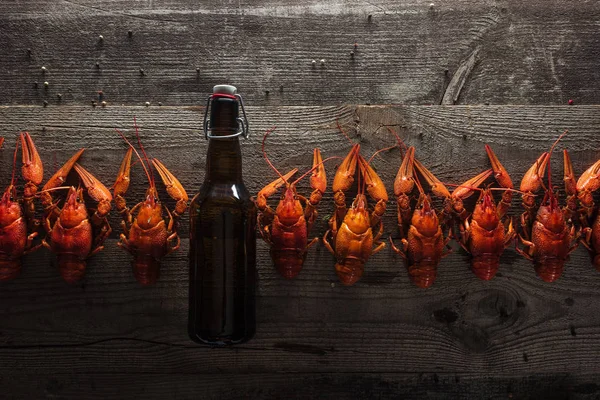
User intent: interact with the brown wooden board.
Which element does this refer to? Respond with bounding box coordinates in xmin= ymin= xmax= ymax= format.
xmin=1 ymin=105 xmax=600 ymax=398
xmin=1 ymin=0 xmax=599 ymax=106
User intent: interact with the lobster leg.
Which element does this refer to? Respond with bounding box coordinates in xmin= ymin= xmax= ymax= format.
xmin=485 ymin=144 xmax=514 ymax=218
xmin=389 ymin=236 xmax=408 ymax=259
xmin=20 ymin=132 xmax=44 ymax=231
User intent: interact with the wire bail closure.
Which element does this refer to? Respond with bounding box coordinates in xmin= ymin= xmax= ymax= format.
xmin=203 ymin=93 xmax=249 ymax=140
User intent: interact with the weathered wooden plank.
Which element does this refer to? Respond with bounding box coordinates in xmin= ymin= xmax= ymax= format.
xmin=0 ymin=106 xmax=600 ymax=390
xmin=1 ymin=372 xmax=599 ymax=400
xmin=1 ymin=1 xmax=599 ymax=106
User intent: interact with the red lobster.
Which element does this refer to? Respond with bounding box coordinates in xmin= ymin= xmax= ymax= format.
xmin=0 ymin=134 xmax=44 ymax=280
xmin=570 ymin=151 xmax=600 ymax=269
xmin=516 ymin=131 xmax=579 ymax=282
xmin=41 ymin=149 xmax=113 ymax=283
xmin=114 ymin=125 xmax=188 ymax=285
xmin=390 ymin=146 xmax=451 ymax=288
xmin=455 ymin=145 xmax=516 ymax=280
xmin=256 ymin=130 xmax=327 ymax=279
xmin=323 ymin=143 xmax=388 ymax=286
xmin=391 ymin=146 xmax=493 ymax=287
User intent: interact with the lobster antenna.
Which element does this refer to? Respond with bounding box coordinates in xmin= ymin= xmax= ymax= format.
xmin=336 ymin=118 xmax=355 ymax=146
xmin=546 ymin=129 xmax=569 ymax=192
xmin=368 ymin=143 xmax=399 ymax=164
xmin=442 ymin=181 xmax=534 ymax=197
xmin=133 ymin=117 xmax=155 ymax=187
xmin=386 ymin=127 xmax=409 ymax=159
xmin=262 ymin=127 xmax=289 ymax=184
xmin=115 ymin=128 xmax=153 ymax=187
xmin=11 ymin=136 xmax=19 ymax=187
xmin=291 ymin=155 xmax=341 ymax=186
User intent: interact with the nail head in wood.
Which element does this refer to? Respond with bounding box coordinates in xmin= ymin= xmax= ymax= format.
xmin=43 ymin=81 xmax=49 ymax=89
xmin=99 ymin=35 xmax=104 ymax=42
xmin=41 ymin=66 xmax=47 ymax=74
xmin=139 ymin=68 xmax=145 ymax=76
xmin=145 ymin=101 xmax=150 ymax=107
xmin=43 ymin=100 xmax=48 ymax=107
xmin=101 ymin=101 xmax=107 ymax=107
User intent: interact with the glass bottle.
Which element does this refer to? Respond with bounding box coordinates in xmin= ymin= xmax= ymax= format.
xmin=188 ymin=85 xmax=256 ymax=345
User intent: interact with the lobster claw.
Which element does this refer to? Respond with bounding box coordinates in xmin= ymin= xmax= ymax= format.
xmin=413 ymin=158 xmax=451 ymax=199
xmin=20 ymin=132 xmax=43 ymax=185
xmin=485 ymin=145 xmax=513 ymax=190
xmin=42 ymin=149 xmax=85 ymax=191
xmin=394 ymin=146 xmax=415 ymax=197
xmin=576 ymin=157 xmax=600 ymax=193
xmin=310 ymin=148 xmax=326 ymax=195
xmin=520 ymin=152 xmax=549 ymax=193
xmin=151 ymin=158 xmax=189 ymax=216
xmin=358 ymin=154 xmax=388 ymax=203
xmin=256 ymin=169 xmax=297 ymax=210
xmin=73 ymin=163 xmax=112 ymax=203
xmin=452 ymin=169 xmax=493 ymax=201
xmin=73 ymin=163 xmax=112 ymax=218
xmin=563 ymin=150 xmax=577 ymax=196
xmin=114 ymin=147 xmax=132 ymax=198
xmin=333 ymin=144 xmax=359 ymax=193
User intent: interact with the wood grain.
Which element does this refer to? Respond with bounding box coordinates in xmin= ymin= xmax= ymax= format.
xmin=0 ymin=106 xmax=600 ymax=400
xmin=1 ymin=372 xmax=599 ymax=400
xmin=1 ymin=0 xmax=599 ymax=106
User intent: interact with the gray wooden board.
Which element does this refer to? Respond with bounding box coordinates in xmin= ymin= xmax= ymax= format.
xmin=1 ymin=105 xmax=600 ymax=397
xmin=1 ymin=0 xmax=599 ymax=106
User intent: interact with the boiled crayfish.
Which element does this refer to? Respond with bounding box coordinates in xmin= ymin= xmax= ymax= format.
xmin=570 ymin=151 xmax=600 ymax=269
xmin=389 ymin=146 xmax=451 ymax=288
xmin=114 ymin=123 xmax=188 ymax=285
xmin=323 ymin=143 xmax=388 ymax=286
xmin=455 ymin=145 xmax=516 ymax=280
xmin=0 ymin=133 xmax=44 ymax=281
xmin=256 ymin=129 xmax=326 ymax=279
xmin=516 ymin=131 xmax=579 ymax=282
xmin=41 ymin=149 xmax=113 ymax=284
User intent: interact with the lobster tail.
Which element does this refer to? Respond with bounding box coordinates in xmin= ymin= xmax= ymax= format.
xmin=535 ymin=259 xmax=565 ymax=282
xmin=271 ymin=248 xmax=306 ymax=279
xmin=471 ymin=256 xmax=501 ymax=281
xmin=133 ymin=257 xmax=161 ymax=285
xmin=0 ymin=259 xmax=22 ymax=281
xmin=58 ymin=256 xmax=86 ymax=284
xmin=408 ymin=263 xmax=437 ymax=288
xmin=335 ymin=259 xmax=364 ymax=286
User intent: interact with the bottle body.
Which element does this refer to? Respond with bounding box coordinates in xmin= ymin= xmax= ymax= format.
xmin=188 ymin=178 xmax=257 ymax=345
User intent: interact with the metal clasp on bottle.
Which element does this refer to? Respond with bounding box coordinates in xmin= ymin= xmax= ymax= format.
xmin=203 ymin=94 xmax=250 ymax=140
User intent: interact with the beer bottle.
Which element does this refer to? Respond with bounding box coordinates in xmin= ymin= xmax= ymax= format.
xmin=188 ymin=85 xmax=256 ymax=345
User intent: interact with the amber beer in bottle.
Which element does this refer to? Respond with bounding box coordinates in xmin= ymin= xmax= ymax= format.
xmin=188 ymin=85 xmax=256 ymax=345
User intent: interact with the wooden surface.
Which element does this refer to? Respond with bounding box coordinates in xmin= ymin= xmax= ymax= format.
xmin=1 ymin=0 xmax=600 ymax=106
xmin=2 ymin=0 xmax=600 ymax=399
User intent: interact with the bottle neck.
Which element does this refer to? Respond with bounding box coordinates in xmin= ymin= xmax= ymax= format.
xmin=205 ymin=134 xmax=243 ymax=183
